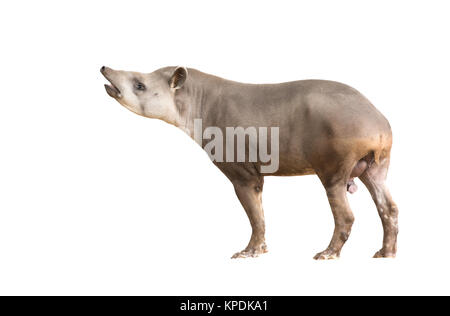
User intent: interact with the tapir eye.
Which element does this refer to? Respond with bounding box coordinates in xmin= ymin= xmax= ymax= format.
xmin=134 ymin=81 xmax=146 ymax=91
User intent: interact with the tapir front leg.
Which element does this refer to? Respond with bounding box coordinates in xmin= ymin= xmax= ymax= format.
xmin=231 ymin=178 xmax=268 ymax=258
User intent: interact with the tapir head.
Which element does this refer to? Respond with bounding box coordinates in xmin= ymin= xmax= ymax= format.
xmin=100 ymin=66 xmax=187 ymax=122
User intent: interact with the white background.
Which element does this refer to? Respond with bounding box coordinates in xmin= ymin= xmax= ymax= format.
xmin=1 ymin=0 xmax=449 ymax=295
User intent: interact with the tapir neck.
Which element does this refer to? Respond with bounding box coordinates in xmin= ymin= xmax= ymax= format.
xmin=172 ymin=71 xmax=210 ymax=138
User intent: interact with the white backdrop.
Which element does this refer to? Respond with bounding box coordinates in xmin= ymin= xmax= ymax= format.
xmin=1 ymin=0 xmax=449 ymax=295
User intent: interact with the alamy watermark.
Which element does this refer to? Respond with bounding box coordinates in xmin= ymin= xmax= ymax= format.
xmin=193 ymin=119 xmax=279 ymax=173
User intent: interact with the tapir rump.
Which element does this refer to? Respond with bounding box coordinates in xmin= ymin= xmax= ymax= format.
xmin=101 ymin=65 xmax=398 ymax=260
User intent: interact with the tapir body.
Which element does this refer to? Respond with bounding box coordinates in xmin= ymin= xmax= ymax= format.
xmin=101 ymin=66 xmax=398 ymax=259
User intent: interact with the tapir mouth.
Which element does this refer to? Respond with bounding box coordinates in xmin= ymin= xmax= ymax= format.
xmin=101 ymin=66 xmax=122 ymax=99
xmin=104 ymin=82 xmax=121 ymax=99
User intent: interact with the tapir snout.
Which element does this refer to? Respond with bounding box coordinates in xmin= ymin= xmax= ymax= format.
xmin=101 ymin=66 xmax=122 ymax=99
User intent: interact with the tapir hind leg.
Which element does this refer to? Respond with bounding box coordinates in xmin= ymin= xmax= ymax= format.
xmin=359 ymin=157 xmax=398 ymax=258
xmin=313 ymin=158 xmax=356 ymax=260
xmin=314 ymin=182 xmax=355 ymax=260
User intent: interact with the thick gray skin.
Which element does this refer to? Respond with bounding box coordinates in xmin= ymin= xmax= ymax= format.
xmin=101 ymin=66 xmax=398 ymax=260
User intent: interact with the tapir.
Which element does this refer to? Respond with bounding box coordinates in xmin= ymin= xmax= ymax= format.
xmin=100 ymin=65 xmax=398 ymax=260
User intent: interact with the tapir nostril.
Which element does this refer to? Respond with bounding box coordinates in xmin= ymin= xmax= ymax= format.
xmin=101 ymin=66 xmax=106 ymax=72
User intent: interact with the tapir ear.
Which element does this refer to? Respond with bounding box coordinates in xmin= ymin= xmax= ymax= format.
xmin=169 ymin=66 xmax=188 ymax=89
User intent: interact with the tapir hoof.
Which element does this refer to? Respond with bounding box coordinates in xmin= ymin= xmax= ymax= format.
xmin=231 ymin=243 xmax=268 ymax=259
xmin=313 ymin=249 xmax=340 ymax=260
xmin=373 ymin=249 xmax=396 ymax=258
